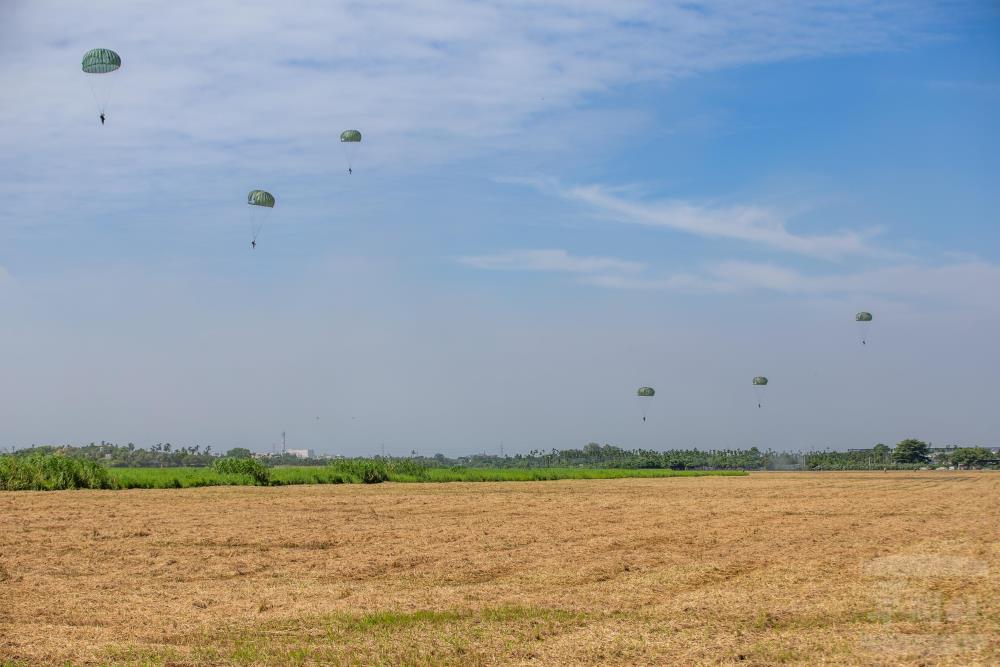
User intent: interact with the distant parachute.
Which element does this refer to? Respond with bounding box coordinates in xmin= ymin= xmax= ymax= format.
xmin=340 ymin=130 xmax=362 ymax=174
xmin=752 ymin=376 xmax=768 ymax=409
xmin=636 ymin=386 xmax=655 ymax=422
xmin=81 ymin=49 xmax=121 ymax=123
xmin=856 ymin=311 xmax=873 ymax=346
xmin=247 ymin=190 xmax=275 ymax=245
xmin=248 ymin=190 xmax=275 ymax=208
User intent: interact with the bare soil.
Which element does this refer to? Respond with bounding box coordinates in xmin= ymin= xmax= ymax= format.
xmin=1 ymin=472 xmax=998 ymax=665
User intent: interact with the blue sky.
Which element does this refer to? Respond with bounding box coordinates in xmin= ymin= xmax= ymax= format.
xmin=1 ymin=1 xmax=998 ymax=454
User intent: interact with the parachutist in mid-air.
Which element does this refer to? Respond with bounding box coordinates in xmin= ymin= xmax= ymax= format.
xmin=247 ymin=190 xmax=275 ymax=245
xmin=348 ymin=167 xmax=352 ymax=175
xmin=636 ymin=386 xmax=654 ymax=424
xmin=83 ymin=49 xmax=121 ymax=124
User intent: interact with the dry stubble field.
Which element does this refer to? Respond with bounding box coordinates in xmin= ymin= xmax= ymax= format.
xmin=1 ymin=472 xmax=998 ymax=666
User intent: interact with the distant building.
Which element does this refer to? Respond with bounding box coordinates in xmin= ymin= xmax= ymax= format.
xmin=285 ymin=448 xmax=314 ymax=459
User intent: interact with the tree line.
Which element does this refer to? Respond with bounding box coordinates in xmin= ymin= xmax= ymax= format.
xmin=4 ymin=438 xmax=996 ymax=470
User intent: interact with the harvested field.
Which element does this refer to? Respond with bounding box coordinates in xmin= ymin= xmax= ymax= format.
xmin=1 ymin=472 xmax=998 ymax=666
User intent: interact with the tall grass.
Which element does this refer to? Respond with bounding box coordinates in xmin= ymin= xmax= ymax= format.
xmin=111 ymin=467 xmax=266 ymax=489
xmin=0 ymin=454 xmax=112 ymax=490
xmin=213 ymin=457 xmax=271 ymax=485
xmin=326 ymin=458 xmax=390 ymax=483
xmin=0 ymin=454 xmax=746 ymax=491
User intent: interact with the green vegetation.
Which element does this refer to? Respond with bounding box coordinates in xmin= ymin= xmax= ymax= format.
xmin=109 ymin=465 xmax=360 ymax=489
xmin=137 ymin=462 xmax=738 ymax=488
xmin=225 ymin=447 xmax=254 ymax=459
xmin=0 ymin=453 xmax=112 ymax=490
xmin=892 ymin=438 xmax=931 ymax=464
xmin=215 ymin=606 xmax=587 ymax=666
xmin=0 ymin=454 xmax=745 ymax=490
xmin=4 ymin=441 xmax=222 ymax=467
xmin=327 ymin=458 xmax=391 ymax=483
xmin=213 ymin=456 xmax=271 ymax=485
xmin=947 ymin=447 xmax=995 ymax=467
xmin=2 ymin=437 xmax=995 ymax=491
xmin=91 ymin=607 xmax=596 ymax=666
xmin=418 ymin=467 xmax=744 ymax=482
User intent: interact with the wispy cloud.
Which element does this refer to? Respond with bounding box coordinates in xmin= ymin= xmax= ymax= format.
xmin=562 ymin=184 xmax=881 ymax=259
xmin=460 ymin=244 xmax=1000 ymax=307
xmin=0 ymin=1 xmax=965 ymax=224
xmin=583 ymin=259 xmax=1000 ymax=307
xmin=458 ymin=249 xmax=644 ymax=274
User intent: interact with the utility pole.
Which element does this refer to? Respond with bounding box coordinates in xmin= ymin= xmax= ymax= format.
xmin=282 ymin=431 xmax=286 ymax=453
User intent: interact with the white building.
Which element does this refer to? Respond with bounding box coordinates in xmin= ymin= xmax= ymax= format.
xmin=285 ymin=448 xmax=315 ymax=459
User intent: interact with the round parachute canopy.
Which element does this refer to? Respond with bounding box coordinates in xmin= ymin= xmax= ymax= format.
xmin=340 ymin=130 xmax=362 ymax=143
xmin=752 ymin=376 xmax=768 ymax=386
xmin=82 ymin=49 xmax=121 ymax=74
xmin=248 ymin=190 xmax=275 ymax=207
xmin=636 ymin=387 xmax=655 ymax=397
xmin=856 ymin=311 xmax=873 ymax=322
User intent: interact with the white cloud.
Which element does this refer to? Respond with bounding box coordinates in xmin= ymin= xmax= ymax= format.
xmin=582 ymin=259 xmax=1000 ymax=308
xmin=458 ymin=249 xmax=644 ymax=274
xmin=0 ymin=1 xmax=959 ymax=216
xmin=563 ymin=184 xmax=881 ymax=259
xmin=460 ymin=244 xmax=1000 ymax=310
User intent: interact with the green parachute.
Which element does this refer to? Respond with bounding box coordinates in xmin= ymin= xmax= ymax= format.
xmin=752 ymin=376 xmax=768 ymax=409
xmin=82 ymin=49 xmax=121 ymax=74
xmin=82 ymin=49 xmax=121 ymax=122
xmin=340 ymin=130 xmax=362 ymax=174
xmin=636 ymin=386 xmax=655 ymax=422
xmin=248 ymin=190 xmax=275 ymax=208
xmin=247 ymin=190 xmax=275 ymax=245
xmin=856 ymin=311 xmax=873 ymax=345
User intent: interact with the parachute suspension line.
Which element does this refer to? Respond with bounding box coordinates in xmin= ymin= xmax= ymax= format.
xmin=86 ymin=75 xmax=116 ymax=117
xmin=247 ymin=207 xmax=257 ymax=243
xmin=249 ymin=213 xmax=266 ymax=243
xmin=340 ymin=142 xmax=355 ymax=174
xmin=860 ymin=323 xmax=871 ymax=346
